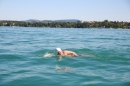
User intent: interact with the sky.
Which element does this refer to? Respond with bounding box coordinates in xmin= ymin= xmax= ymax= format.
xmin=0 ymin=0 xmax=130 ymax=22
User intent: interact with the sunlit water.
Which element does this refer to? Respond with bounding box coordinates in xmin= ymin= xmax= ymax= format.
xmin=0 ymin=27 xmax=130 ymax=86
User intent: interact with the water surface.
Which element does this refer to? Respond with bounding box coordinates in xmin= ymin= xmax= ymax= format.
xmin=0 ymin=27 xmax=130 ymax=86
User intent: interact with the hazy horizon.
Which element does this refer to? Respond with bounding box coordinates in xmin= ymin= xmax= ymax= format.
xmin=0 ymin=19 xmax=130 ymax=22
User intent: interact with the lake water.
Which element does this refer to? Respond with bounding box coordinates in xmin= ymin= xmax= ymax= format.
xmin=0 ymin=27 xmax=130 ymax=86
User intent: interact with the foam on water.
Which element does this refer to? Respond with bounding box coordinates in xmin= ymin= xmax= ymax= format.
xmin=43 ymin=52 xmax=55 ymax=58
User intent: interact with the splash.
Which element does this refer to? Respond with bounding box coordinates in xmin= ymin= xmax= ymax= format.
xmin=43 ymin=52 xmax=55 ymax=58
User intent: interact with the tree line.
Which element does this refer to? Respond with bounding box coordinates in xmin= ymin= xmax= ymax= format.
xmin=0 ymin=20 xmax=130 ymax=29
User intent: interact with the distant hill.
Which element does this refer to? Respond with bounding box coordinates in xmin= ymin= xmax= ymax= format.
xmin=25 ymin=19 xmax=41 ymax=22
xmin=25 ymin=19 xmax=81 ymax=22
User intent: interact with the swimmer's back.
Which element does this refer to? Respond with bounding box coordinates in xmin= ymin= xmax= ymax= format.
xmin=63 ymin=50 xmax=78 ymax=56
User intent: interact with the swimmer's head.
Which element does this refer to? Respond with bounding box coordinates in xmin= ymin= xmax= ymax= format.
xmin=56 ymin=48 xmax=62 ymax=52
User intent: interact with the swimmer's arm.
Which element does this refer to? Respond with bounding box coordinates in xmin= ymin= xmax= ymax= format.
xmin=70 ymin=52 xmax=78 ymax=57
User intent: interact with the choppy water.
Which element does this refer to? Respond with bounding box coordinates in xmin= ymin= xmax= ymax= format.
xmin=0 ymin=27 xmax=130 ymax=86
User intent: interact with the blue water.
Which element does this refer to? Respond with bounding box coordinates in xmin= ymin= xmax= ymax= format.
xmin=0 ymin=27 xmax=130 ymax=86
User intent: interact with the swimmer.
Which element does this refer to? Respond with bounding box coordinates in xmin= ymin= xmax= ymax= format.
xmin=56 ymin=48 xmax=78 ymax=57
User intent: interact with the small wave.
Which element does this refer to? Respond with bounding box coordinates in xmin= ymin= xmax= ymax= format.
xmin=43 ymin=52 xmax=55 ymax=58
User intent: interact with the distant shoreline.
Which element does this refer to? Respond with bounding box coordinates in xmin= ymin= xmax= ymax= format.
xmin=0 ymin=20 xmax=130 ymax=29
